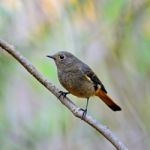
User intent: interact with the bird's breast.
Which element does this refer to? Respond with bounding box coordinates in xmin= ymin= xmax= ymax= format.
xmin=58 ymin=70 xmax=95 ymax=98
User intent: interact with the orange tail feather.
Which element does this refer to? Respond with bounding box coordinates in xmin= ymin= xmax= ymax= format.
xmin=96 ymin=89 xmax=121 ymax=111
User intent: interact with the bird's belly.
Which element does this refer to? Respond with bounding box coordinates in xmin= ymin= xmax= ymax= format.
xmin=70 ymin=87 xmax=95 ymax=98
xmin=58 ymin=72 xmax=95 ymax=98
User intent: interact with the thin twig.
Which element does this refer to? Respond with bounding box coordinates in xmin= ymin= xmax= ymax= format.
xmin=0 ymin=39 xmax=128 ymax=150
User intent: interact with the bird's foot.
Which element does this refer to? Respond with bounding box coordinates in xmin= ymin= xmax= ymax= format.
xmin=79 ymin=108 xmax=87 ymax=119
xmin=58 ymin=91 xmax=70 ymax=99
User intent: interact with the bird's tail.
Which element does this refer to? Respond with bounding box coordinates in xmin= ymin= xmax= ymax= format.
xmin=95 ymin=89 xmax=121 ymax=111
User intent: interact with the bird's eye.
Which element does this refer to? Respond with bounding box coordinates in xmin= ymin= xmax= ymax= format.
xmin=59 ymin=55 xmax=65 ymax=60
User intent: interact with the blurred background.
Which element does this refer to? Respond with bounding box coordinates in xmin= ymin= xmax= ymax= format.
xmin=0 ymin=0 xmax=150 ymax=149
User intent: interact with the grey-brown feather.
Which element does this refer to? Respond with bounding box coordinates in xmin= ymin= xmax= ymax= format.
xmin=51 ymin=51 xmax=107 ymax=97
xmin=79 ymin=63 xmax=107 ymax=93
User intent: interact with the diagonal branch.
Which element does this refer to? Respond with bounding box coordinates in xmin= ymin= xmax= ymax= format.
xmin=0 ymin=39 xmax=128 ymax=150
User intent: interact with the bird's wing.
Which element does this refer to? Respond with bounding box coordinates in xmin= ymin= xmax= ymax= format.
xmin=79 ymin=63 xmax=107 ymax=93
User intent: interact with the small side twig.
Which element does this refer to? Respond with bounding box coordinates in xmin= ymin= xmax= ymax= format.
xmin=0 ymin=39 xmax=128 ymax=150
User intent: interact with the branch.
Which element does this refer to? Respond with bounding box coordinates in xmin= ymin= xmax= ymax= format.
xmin=0 ymin=39 xmax=128 ymax=150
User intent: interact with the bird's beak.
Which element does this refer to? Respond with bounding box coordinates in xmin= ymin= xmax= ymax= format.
xmin=46 ymin=55 xmax=55 ymax=60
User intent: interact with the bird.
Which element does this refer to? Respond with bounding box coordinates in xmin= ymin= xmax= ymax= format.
xmin=47 ymin=51 xmax=121 ymax=117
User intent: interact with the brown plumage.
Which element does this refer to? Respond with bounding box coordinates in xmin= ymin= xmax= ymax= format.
xmin=95 ymin=89 xmax=121 ymax=111
xmin=47 ymin=51 xmax=122 ymax=116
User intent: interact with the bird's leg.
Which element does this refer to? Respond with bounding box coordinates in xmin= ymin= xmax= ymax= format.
xmin=58 ymin=91 xmax=70 ymax=99
xmin=80 ymin=97 xmax=89 ymax=119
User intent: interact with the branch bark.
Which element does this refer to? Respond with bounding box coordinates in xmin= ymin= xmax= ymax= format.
xmin=0 ymin=39 xmax=128 ymax=150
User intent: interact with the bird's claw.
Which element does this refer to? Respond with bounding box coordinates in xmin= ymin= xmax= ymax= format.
xmin=79 ymin=108 xmax=87 ymax=119
xmin=58 ymin=91 xmax=69 ymax=99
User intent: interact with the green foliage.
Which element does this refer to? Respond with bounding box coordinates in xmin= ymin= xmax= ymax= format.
xmin=103 ymin=0 xmax=124 ymax=22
